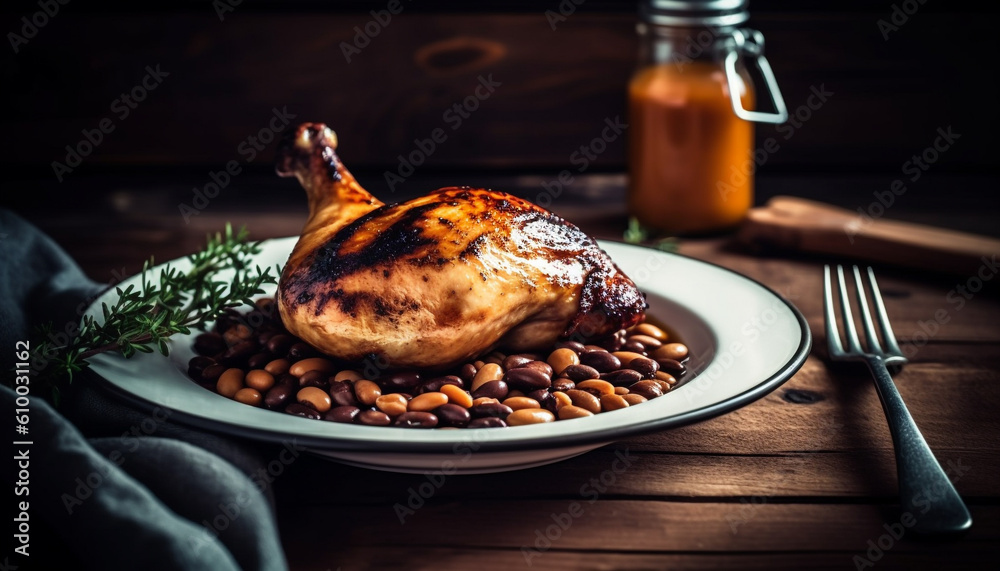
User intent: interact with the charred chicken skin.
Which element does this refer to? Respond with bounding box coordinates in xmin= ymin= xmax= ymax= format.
xmin=276 ymin=123 xmax=646 ymax=369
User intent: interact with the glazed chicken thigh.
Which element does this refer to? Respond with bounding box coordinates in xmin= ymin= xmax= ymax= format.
xmin=276 ymin=123 xmax=646 ymax=369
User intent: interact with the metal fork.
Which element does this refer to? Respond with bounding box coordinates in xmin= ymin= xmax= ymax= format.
xmin=824 ymin=265 xmax=972 ymax=534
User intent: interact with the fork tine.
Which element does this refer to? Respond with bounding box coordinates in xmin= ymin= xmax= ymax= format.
xmin=852 ymin=265 xmax=883 ymax=354
xmin=836 ymin=265 xmax=864 ymax=354
xmin=823 ymin=265 xmax=845 ymax=356
xmin=866 ymin=266 xmax=905 ymax=358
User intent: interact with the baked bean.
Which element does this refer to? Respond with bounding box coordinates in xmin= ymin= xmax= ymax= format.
xmin=634 ymin=322 xmax=669 ymax=341
xmin=468 ymin=417 xmax=507 ymax=428
xmin=507 ymin=389 xmax=526 ymax=398
xmin=524 ymin=360 xmax=554 ymax=378
xmin=551 ymin=377 xmax=575 ymax=392
xmin=655 ymin=371 xmax=678 ymax=385
xmin=473 ymin=360 xmax=486 ymax=369
xmin=623 ymin=393 xmax=648 ymax=406
xmin=419 ymin=376 xmax=463 ymax=394
xmin=554 ymin=340 xmax=586 ymax=354
xmin=600 ymin=394 xmax=630 ymax=412
xmin=576 ymin=379 xmax=615 ymax=396
xmin=612 ymin=351 xmax=645 ymax=364
xmin=299 ymin=369 xmax=330 ymax=389
xmin=353 ymin=379 xmax=381 ymax=406
xmin=376 ymin=393 xmax=409 ymax=416
xmin=379 ymin=371 xmax=422 ymax=392
xmin=289 ymin=357 xmax=336 ymax=377
xmin=620 ymin=340 xmax=647 ymax=354
xmin=220 ymin=340 xmax=256 ymax=366
xmin=187 ymin=356 xmax=215 ymax=379
xmin=457 ymin=363 xmax=477 ymax=383
xmin=547 ymin=348 xmax=580 ymax=376
xmin=598 ymin=333 xmax=625 ymax=352
xmin=245 ymin=369 xmax=275 ymax=392
xmin=472 ymin=397 xmax=499 ymax=406
xmin=614 ymin=386 xmax=629 ymax=395
xmin=507 ymin=408 xmax=556 ymax=426
xmin=653 ymin=342 xmax=688 ymax=361
xmin=234 ymin=387 xmax=263 ymax=406
xmin=409 ymin=392 xmax=449 ymax=412
xmin=216 ymin=368 xmax=245 ymax=397
xmin=504 ymin=367 xmax=551 ymax=392
xmin=655 ymin=358 xmax=687 ymax=375
xmin=194 ymin=333 xmax=227 ymax=356
xmin=394 ymin=411 xmax=439 ymax=428
xmin=284 ymin=403 xmax=322 ymax=419
xmin=329 ymin=381 xmax=359 ymax=407
xmin=264 ymin=384 xmax=294 ymax=409
xmin=334 ymin=369 xmax=363 ymax=383
xmin=265 ymin=334 xmax=294 ymax=355
xmin=566 ymin=389 xmax=601 ymax=414
xmin=469 ymin=402 xmax=513 ymax=419
xmin=297 ymin=386 xmax=332 ymax=412
xmin=552 ymin=391 xmax=573 ymax=409
xmin=247 ymin=352 xmax=274 ymax=369
xmin=471 ymin=380 xmax=509 ymax=401
xmin=653 ymin=379 xmax=672 ymax=393
xmin=287 ymin=342 xmax=317 ymax=359
xmin=602 ymin=369 xmax=644 ymax=386
xmin=441 ymin=384 xmax=473 ymax=408
xmin=558 ymin=405 xmax=594 ymax=420
xmin=628 ymin=334 xmax=663 ymax=349
xmin=324 ymin=405 xmax=360 ymax=423
xmin=434 ymin=403 xmax=471 ymax=427
xmin=201 ymin=363 xmax=227 ymax=383
xmin=357 ymin=410 xmax=392 ymax=426
xmin=629 ymin=380 xmax=664 ymax=400
xmin=628 ymin=357 xmax=659 ymax=378
xmin=484 ymin=350 xmax=506 ymax=364
xmin=471 ymin=363 xmax=504 ymax=390
xmin=277 ymin=373 xmax=298 ymax=387
xmin=562 ymin=364 xmax=600 ymax=382
xmin=503 ymin=396 xmax=540 ymax=410
xmin=265 ymin=358 xmax=291 ymax=376
xmin=502 ymin=353 xmax=534 ymax=370
xmin=580 ymin=351 xmax=621 ymax=372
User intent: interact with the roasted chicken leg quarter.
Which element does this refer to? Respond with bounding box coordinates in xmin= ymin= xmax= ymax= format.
xmin=276 ymin=123 xmax=646 ymax=369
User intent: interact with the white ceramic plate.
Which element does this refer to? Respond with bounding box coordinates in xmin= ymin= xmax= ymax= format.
xmin=86 ymin=238 xmax=810 ymax=473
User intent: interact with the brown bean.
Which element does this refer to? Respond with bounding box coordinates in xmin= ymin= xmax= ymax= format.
xmin=409 ymin=392 xmax=449 ymax=412
xmin=441 ymin=384 xmax=473 ymax=408
xmin=394 ymin=411 xmax=438 ymax=428
xmin=601 ymin=369 xmax=644 ymax=386
xmin=562 ymin=364 xmax=600 ymax=382
xmin=614 ymin=386 xmax=630 ymax=395
xmin=507 ymin=408 xmax=556 ymax=426
xmin=504 ymin=367 xmax=551 ymax=392
xmin=323 ymin=405 xmax=360 ymax=423
xmin=334 ymin=369 xmax=363 ymax=383
xmin=469 ymin=402 xmax=513 ymax=419
xmin=524 ymin=360 xmax=555 ymax=378
xmin=234 ymin=387 xmax=263 ymax=407
xmin=551 ymin=391 xmax=573 ymax=409
xmin=298 ymin=369 xmax=330 ymax=389
xmin=628 ymin=334 xmax=663 ymax=349
xmin=634 ymin=322 xmax=669 ymax=341
xmin=551 ymin=377 xmax=576 ymax=392
xmin=357 ymin=410 xmax=392 ymax=426
xmin=554 ymin=340 xmax=586 ymax=354
xmin=194 ymin=332 xmax=227 ymax=356
xmin=471 ymin=380 xmax=509 ymax=401
xmin=187 ymin=356 xmax=215 ymax=380
xmin=216 ymin=368 xmax=245 ymax=397
xmin=297 ymin=386 xmax=332 ymax=412
xmin=264 ymin=358 xmax=291 ymax=376
xmin=264 ymin=384 xmax=294 ymax=409
xmin=653 ymin=379 xmax=672 ymax=393
xmin=502 ymin=396 xmax=541 ymax=410
xmin=547 ymin=348 xmax=580 ymax=376
xmin=329 ymin=381 xmax=359 ymax=407
xmin=277 ymin=374 xmax=298 ymax=387
xmin=653 ymin=342 xmax=688 ymax=361
xmin=576 ymin=379 xmax=615 ymax=396
xmin=623 ymin=393 xmax=648 ymax=406
xmin=284 ymin=403 xmax=322 ymax=419
xmin=629 ymin=380 xmax=664 ymax=400
xmin=580 ymin=351 xmax=621 ymax=373
xmin=612 ymin=350 xmax=645 ymax=364
xmin=265 ymin=333 xmax=294 ymax=355
xmin=558 ymin=405 xmax=594 ymax=420
xmin=245 ymin=369 xmax=275 ymax=392
xmin=457 ymin=363 xmax=477 ymax=383
xmin=620 ymin=339 xmax=646 ymax=354
xmin=502 ymin=354 xmax=533 ymax=370
xmin=654 ymin=371 xmax=678 ymax=385
xmin=468 ymin=417 xmax=507 ymax=428
xmin=220 ymin=340 xmax=256 ymax=366
xmin=628 ymin=357 xmax=660 ymax=378
xmin=247 ymin=352 xmax=274 ymax=369
xmin=379 ymin=371 xmax=422 ymax=392
xmin=375 ymin=393 xmax=409 ymax=417
xmin=289 ymin=357 xmax=336 ymax=377
xmin=600 ymin=394 xmax=630 ymax=412
xmin=434 ymin=403 xmax=471 ymax=427
xmin=353 ymin=379 xmax=382 ymax=406
xmin=471 ymin=363 xmax=503 ymax=390
xmin=655 ymin=358 xmax=687 ymax=376
xmin=287 ymin=342 xmax=317 ymax=359
xmin=566 ymin=389 xmax=601 ymax=414
xmin=420 ymin=375 xmax=464 ymax=393
xmin=201 ymin=363 xmax=227 ymax=383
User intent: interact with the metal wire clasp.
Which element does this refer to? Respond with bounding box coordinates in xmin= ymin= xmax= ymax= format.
xmin=724 ymin=29 xmax=788 ymax=124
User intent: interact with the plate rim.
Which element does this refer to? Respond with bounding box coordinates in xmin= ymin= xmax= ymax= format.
xmin=87 ymin=239 xmax=812 ymax=454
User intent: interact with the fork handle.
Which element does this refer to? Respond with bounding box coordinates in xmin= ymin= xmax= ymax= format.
xmin=865 ymin=356 xmax=973 ymax=534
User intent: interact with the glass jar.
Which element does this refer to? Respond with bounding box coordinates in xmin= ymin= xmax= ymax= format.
xmin=627 ymin=0 xmax=787 ymax=235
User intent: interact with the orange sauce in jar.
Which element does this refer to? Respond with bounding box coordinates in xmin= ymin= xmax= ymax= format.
xmin=627 ymin=61 xmax=754 ymax=235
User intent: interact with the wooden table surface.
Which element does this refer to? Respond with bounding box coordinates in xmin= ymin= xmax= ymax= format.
xmin=9 ymin=173 xmax=999 ymax=570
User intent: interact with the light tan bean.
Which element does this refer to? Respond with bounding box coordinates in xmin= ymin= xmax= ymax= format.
xmin=507 ymin=408 xmax=556 ymax=426
xmin=472 ymin=397 xmax=499 ymax=406
xmin=234 ymin=387 xmax=262 ymax=406
xmin=654 ymin=371 xmax=678 ymax=385
xmin=547 ymin=348 xmax=580 ymax=376
xmin=600 ymin=393 xmax=630 ymax=412
xmin=216 ymin=368 xmax=245 ymax=398
xmin=264 ymin=358 xmax=291 ymax=376
xmin=506 ymin=389 xmax=526 ymax=399
xmin=614 ymin=386 xmax=630 ymax=395
xmin=552 ymin=391 xmax=572 ymax=409
xmin=576 ymin=379 xmax=615 ymax=396
xmin=627 ymin=334 xmax=663 ymax=349
xmin=441 ymin=384 xmax=473 ymax=408
xmin=653 ymin=343 xmax=688 ymax=361
xmin=634 ymin=323 xmax=669 ymax=341
xmin=354 ymin=379 xmax=381 ymax=406
xmin=558 ymin=405 xmax=594 ymax=419
xmin=471 ymin=363 xmax=504 ymax=391
xmin=612 ymin=351 xmax=646 ymax=364
xmin=297 ymin=386 xmax=332 ymax=412
xmin=566 ymin=389 xmax=601 ymax=414
xmin=409 ymin=392 xmax=449 ymax=412
xmin=334 ymin=369 xmax=363 ymax=383
xmin=289 ymin=357 xmax=336 ymax=377
xmin=623 ymin=393 xmax=648 ymax=406
xmin=653 ymin=379 xmax=673 ymax=393
xmin=502 ymin=396 xmax=540 ymax=410
xmin=244 ymin=369 xmax=275 ymax=392
xmin=376 ymin=393 xmax=408 ymax=416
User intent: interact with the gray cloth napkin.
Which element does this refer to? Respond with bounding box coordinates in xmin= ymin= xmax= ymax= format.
xmin=1 ymin=210 xmax=288 ymax=571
